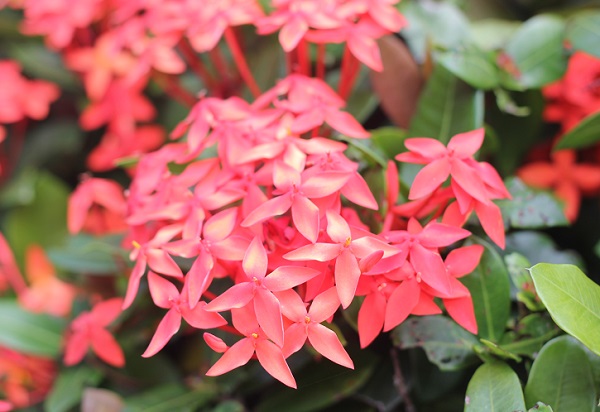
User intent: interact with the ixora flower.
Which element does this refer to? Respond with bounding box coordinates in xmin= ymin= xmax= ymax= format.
xmin=63 ymin=298 xmax=125 ymax=368
xmin=543 ymin=51 xmax=600 ymax=133
xmin=518 ymin=149 xmax=600 ymax=222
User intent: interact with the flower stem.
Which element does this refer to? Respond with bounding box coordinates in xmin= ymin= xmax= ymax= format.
xmin=316 ymin=43 xmax=326 ymax=79
xmin=153 ymin=73 xmax=197 ymax=107
xmin=224 ymin=27 xmax=261 ymax=98
xmin=178 ymin=39 xmax=219 ymax=96
xmin=390 ymin=347 xmax=416 ymax=412
xmin=338 ymin=45 xmax=360 ymax=100
xmin=297 ymin=39 xmax=311 ymax=76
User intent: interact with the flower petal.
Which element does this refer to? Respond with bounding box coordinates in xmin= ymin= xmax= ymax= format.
xmin=409 ymin=158 xmax=451 ymax=200
xmin=384 ymin=279 xmax=420 ymax=331
xmin=255 ymin=340 xmax=297 ymax=388
xmin=357 ymin=292 xmax=385 ymax=348
xmin=335 ymin=250 xmax=361 ymax=309
xmin=254 ymin=288 xmax=284 ymax=347
xmin=243 ymin=237 xmax=268 ymax=279
xmin=206 ymin=338 xmax=255 ymax=376
xmin=308 ymin=323 xmax=354 ymax=368
xmin=142 ymin=309 xmax=181 ymax=358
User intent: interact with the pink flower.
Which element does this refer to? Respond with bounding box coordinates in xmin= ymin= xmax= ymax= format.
xmin=278 ymin=287 xmax=353 ymax=368
xmin=142 ymin=272 xmax=226 ymax=357
xmin=64 ymin=298 xmax=125 ymax=368
xmin=205 ymin=304 xmax=297 ymax=388
xmin=205 ymin=237 xmax=319 ymax=347
xmin=0 ymin=61 xmax=59 ymax=124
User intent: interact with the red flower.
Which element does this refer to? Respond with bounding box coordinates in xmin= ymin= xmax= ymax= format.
xmin=64 ymin=298 xmax=125 ymax=368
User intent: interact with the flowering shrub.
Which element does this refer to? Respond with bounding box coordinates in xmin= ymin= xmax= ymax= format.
xmin=0 ymin=0 xmax=600 ymax=411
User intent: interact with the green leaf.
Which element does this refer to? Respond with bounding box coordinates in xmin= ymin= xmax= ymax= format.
xmin=212 ymin=400 xmax=245 ymax=412
xmin=477 ymin=339 xmax=522 ymax=362
xmin=497 ymin=177 xmax=568 ymax=229
xmin=505 ymin=15 xmax=567 ymax=88
xmin=408 ymin=64 xmax=484 ymax=144
xmin=499 ymin=314 xmax=560 ymax=358
xmin=554 ymin=112 xmax=600 ymax=151
xmin=567 ymin=11 xmax=600 ymax=58
xmin=529 ymin=263 xmax=600 ymax=356
xmin=464 ymin=362 xmax=526 ymax=412
xmin=48 ymin=234 xmax=125 ymax=275
xmin=0 ymin=300 xmax=66 ymax=357
xmin=398 ymin=0 xmax=471 ymax=63
xmin=470 ymin=19 xmax=521 ymax=51
xmin=255 ymin=351 xmax=377 ymax=412
xmin=506 ymin=231 xmax=583 ymax=268
xmin=437 ymin=46 xmax=500 ymax=90
xmin=3 ymin=170 xmax=69 ymax=267
xmin=370 ymin=127 xmax=408 ymax=159
xmin=123 ymin=383 xmax=218 ymax=412
xmin=529 ymin=402 xmax=554 ymax=412
xmin=525 ymin=336 xmax=596 ymax=411
xmin=45 ymin=366 xmax=104 ymax=412
xmin=392 ymin=316 xmax=479 ymax=371
xmin=462 ymin=237 xmax=511 ymax=342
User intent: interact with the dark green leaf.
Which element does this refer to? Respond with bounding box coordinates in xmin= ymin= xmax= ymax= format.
xmin=0 ymin=300 xmax=66 ymax=357
xmin=123 ymin=383 xmax=218 ymax=412
xmin=506 ymin=231 xmax=583 ymax=268
xmin=497 ymin=177 xmax=568 ymax=229
xmin=7 ymin=42 xmax=78 ymax=89
xmin=212 ymin=400 xmax=245 ymax=412
xmin=487 ymin=89 xmax=545 ymax=176
xmin=500 ymin=314 xmax=560 ymax=358
xmin=437 ymin=46 xmax=500 ymax=90
xmin=505 ymin=15 xmax=567 ymax=88
xmin=4 ymin=170 xmax=69 ymax=267
xmin=530 ymin=263 xmax=600 ymax=356
xmin=462 ymin=237 xmax=511 ymax=342
xmin=525 ymin=336 xmax=596 ymax=411
xmin=255 ymin=351 xmax=377 ymax=412
xmin=567 ymin=11 xmax=600 ymax=58
xmin=45 ymin=366 xmax=104 ymax=412
xmin=392 ymin=316 xmax=479 ymax=371
xmin=48 ymin=234 xmax=125 ymax=275
xmin=477 ymin=339 xmax=522 ymax=362
xmin=464 ymin=362 xmax=526 ymax=412
xmin=408 ymin=64 xmax=484 ymax=144
xmin=494 ymin=87 xmax=531 ymax=116
xmin=554 ymin=112 xmax=600 ymax=151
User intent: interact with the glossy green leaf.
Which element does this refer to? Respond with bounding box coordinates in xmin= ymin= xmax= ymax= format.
xmin=408 ymin=64 xmax=484 ymax=144
xmin=255 ymin=352 xmax=376 ymax=412
xmin=48 ymin=234 xmax=125 ymax=275
xmin=464 ymin=362 xmax=526 ymax=412
xmin=123 ymin=383 xmax=218 ymax=412
xmin=0 ymin=300 xmax=66 ymax=357
xmin=213 ymin=400 xmax=245 ymax=412
xmin=437 ymin=46 xmax=500 ymax=90
xmin=505 ymin=15 xmax=567 ymax=88
xmin=554 ymin=112 xmax=600 ymax=151
xmin=525 ymin=336 xmax=596 ymax=411
xmin=567 ymin=11 xmax=600 ymax=58
xmin=497 ymin=177 xmax=568 ymax=229
xmin=392 ymin=316 xmax=479 ymax=371
xmin=530 ymin=263 xmax=600 ymax=356
xmin=462 ymin=238 xmax=511 ymax=342
xmin=477 ymin=339 xmax=522 ymax=362
xmin=45 ymin=366 xmax=104 ymax=412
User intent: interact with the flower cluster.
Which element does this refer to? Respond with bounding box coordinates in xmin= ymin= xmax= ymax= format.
xmin=2 ymin=0 xmax=513 ymax=392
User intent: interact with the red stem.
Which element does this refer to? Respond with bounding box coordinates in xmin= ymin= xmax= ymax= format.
xmin=297 ymin=39 xmax=311 ymax=76
xmin=338 ymin=45 xmax=360 ymax=100
xmin=178 ymin=40 xmax=219 ymax=95
xmin=223 ymin=27 xmax=261 ymax=98
xmin=208 ymin=46 xmax=232 ymax=96
xmin=316 ymin=43 xmax=326 ymax=79
xmin=153 ymin=74 xmax=197 ymax=107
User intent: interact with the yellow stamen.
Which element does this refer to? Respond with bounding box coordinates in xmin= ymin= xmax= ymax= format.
xmin=132 ymin=240 xmax=141 ymax=249
xmin=251 ymin=332 xmax=259 ymax=339
xmin=304 ymin=316 xmax=311 ymax=324
xmin=344 ymin=237 xmax=352 ymax=247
